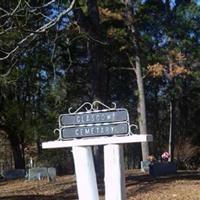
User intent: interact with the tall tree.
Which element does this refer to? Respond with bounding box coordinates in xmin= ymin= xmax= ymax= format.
xmin=123 ymin=0 xmax=149 ymax=160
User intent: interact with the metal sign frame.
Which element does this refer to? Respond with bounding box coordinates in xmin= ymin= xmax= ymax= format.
xmin=54 ymin=101 xmax=137 ymax=140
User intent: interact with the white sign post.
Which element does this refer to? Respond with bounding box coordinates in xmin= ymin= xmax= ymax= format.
xmin=42 ymin=101 xmax=153 ymax=200
xmin=72 ymin=146 xmax=99 ymax=200
xmin=104 ymin=144 xmax=126 ymax=200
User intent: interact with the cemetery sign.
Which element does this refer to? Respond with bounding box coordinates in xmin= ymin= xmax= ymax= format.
xmin=55 ymin=101 xmax=136 ymax=140
xmin=43 ymin=101 xmax=152 ymax=200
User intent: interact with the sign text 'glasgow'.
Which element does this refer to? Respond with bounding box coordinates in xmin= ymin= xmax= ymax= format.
xmin=59 ymin=109 xmax=128 ymax=126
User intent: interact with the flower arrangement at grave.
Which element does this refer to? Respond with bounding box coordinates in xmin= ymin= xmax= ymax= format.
xmin=161 ymin=151 xmax=170 ymax=162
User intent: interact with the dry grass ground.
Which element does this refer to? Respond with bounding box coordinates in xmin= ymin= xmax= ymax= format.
xmin=0 ymin=170 xmax=200 ymax=200
xmin=126 ymin=170 xmax=200 ymax=200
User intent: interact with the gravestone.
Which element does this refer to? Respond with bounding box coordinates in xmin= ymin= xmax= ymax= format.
xmin=149 ymin=162 xmax=177 ymax=176
xmin=141 ymin=160 xmax=151 ymax=172
xmin=47 ymin=167 xmax=56 ymax=181
xmin=28 ymin=167 xmax=48 ymax=180
xmin=28 ymin=167 xmax=56 ymax=181
xmin=3 ymin=169 xmax=25 ymax=180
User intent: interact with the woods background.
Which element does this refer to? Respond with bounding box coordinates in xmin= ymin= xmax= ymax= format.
xmin=0 ymin=0 xmax=200 ymax=174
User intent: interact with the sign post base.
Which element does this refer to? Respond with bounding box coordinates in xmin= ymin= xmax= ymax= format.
xmin=72 ymin=146 xmax=99 ymax=200
xmin=104 ymin=144 xmax=126 ymax=200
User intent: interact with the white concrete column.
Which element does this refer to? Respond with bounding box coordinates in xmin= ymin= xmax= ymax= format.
xmin=72 ymin=146 xmax=99 ymax=200
xmin=104 ymin=144 xmax=126 ymax=200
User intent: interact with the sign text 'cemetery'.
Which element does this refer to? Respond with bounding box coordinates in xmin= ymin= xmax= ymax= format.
xmin=56 ymin=102 xmax=132 ymax=139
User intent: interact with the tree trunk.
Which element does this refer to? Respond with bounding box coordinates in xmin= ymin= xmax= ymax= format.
xmin=74 ymin=0 xmax=106 ymax=179
xmin=87 ymin=0 xmax=106 ymax=180
xmin=124 ymin=0 xmax=149 ymax=161
xmin=8 ymin=133 xmax=25 ymax=169
xmin=135 ymin=55 xmax=149 ymax=160
xmin=168 ymin=98 xmax=176 ymax=162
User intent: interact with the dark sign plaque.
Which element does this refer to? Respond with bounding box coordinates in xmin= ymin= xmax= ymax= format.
xmin=59 ymin=109 xmax=128 ymax=126
xmin=61 ymin=123 xmax=129 ymax=139
xmin=55 ymin=101 xmax=136 ymax=140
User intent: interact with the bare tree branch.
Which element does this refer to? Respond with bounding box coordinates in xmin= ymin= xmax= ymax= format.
xmin=0 ymin=27 xmax=13 ymax=35
xmin=65 ymin=39 xmax=73 ymax=72
xmin=51 ymin=31 xmax=58 ymax=81
xmin=0 ymin=0 xmax=76 ymax=61
xmin=109 ymin=67 xmax=134 ymax=71
xmin=0 ymin=60 xmax=18 ymax=77
xmin=0 ymin=46 xmax=19 ymax=60
xmin=25 ymin=0 xmax=55 ymax=12
xmin=70 ymin=32 xmax=107 ymax=45
xmin=33 ymin=11 xmax=52 ymax=21
xmin=0 ymin=7 xmax=9 ymax=15
xmin=11 ymin=0 xmax=22 ymax=16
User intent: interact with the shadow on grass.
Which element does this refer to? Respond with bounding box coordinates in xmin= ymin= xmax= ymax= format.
xmin=126 ymin=170 xmax=200 ymax=195
xmin=0 ymin=194 xmax=79 ymax=200
xmin=0 ymin=180 xmax=78 ymax=200
xmin=0 ymin=178 xmax=105 ymax=200
xmin=1 ymin=171 xmax=199 ymax=200
xmin=0 ymin=195 xmax=77 ymax=200
xmin=0 ymin=186 xmax=105 ymax=200
xmin=126 ymin=170 xmax=200 ymax=184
